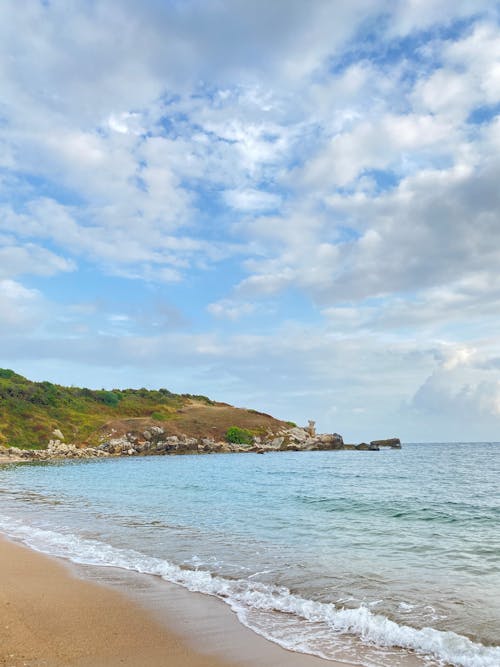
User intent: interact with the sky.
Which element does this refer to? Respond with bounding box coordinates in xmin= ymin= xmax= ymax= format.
xmin=1 ymin=1 xmax=500 ymax=442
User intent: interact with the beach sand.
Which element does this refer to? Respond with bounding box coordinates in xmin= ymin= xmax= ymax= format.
xmin=0 ymin=537 xmax=345 ymax=667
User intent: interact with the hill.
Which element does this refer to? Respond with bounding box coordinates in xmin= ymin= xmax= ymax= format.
xmin=0 ymin=369 xmax=293 ymax=449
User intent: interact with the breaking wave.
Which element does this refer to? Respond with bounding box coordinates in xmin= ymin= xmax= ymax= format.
xmin=1 ymin=517 xmax=499 ymax=667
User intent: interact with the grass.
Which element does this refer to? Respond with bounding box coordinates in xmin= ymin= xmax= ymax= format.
xmin=0 ymin=369 xmax=291 ymax=449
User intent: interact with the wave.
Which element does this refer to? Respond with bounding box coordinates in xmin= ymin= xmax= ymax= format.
xmin=1 ymin=517 xmax=499 ymax=667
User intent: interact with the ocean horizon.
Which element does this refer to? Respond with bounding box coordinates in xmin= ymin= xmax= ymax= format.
xmin=1 ymin=442 xmax=499 ymax=667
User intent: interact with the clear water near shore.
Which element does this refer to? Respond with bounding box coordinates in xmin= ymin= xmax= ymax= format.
xmin=1 ymin=443 xmax=499 ymax=667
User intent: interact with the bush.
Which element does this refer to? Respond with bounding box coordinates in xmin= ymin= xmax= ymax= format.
xmin=96 ymin=390 xmax=121 ymax=407
xmin=225 ymin=426 xmax=253 ymax=445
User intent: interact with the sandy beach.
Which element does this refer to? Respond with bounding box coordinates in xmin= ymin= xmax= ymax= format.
xmin=0 ymin=536 xmax=238 ymax=667
xmin=0 ymin=536 xmax=343 ymax=667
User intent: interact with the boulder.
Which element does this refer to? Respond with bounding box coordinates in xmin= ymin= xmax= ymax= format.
xmin=287 ymin=427 xmax=309 ymax=442
xmin=370 ymin=438 xmax=401 ymax=449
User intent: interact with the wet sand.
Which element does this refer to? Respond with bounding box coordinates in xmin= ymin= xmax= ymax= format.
xmin=0 ymin=536 xmax=345 ymax=667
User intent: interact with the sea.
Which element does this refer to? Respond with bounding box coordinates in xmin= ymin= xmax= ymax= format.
xmin=0 ymin=442 xmax=499 ymax=667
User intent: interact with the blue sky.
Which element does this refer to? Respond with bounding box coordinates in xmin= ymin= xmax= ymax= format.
xmin=2 ymin=0 xmax=500 ymax=441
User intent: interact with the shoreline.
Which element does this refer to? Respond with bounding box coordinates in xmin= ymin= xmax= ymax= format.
xmin=0 ymin=535 xmax=348 ymax=667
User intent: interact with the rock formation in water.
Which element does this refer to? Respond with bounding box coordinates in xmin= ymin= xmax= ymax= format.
xmin=0 ymin=425 xmax=401 ymax=462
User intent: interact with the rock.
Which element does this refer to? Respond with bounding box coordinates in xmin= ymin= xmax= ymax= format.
xmin=1 ymin=424 xmax=397 ymax=461
xmin=370 ymin=438 xmax=401 ymax=449
xmin=318 ymin=433 xmax=344 ymax=446
xmin=356 ymin=443 xmax=370 ymax=450
xmin=287 ymin=427 xmax=309 ymax=442
xmin=177 ymin=437 xmax=198 ymax=452
xmin=356 ymin=442 xmax=380 ymax=451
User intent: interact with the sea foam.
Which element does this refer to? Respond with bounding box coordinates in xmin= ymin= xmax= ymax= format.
xmin=1 ymin=517 xmax=499 ymax=667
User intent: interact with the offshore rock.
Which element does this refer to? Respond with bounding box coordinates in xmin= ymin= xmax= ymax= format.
xmin=370 ymin=438 xmax=401 ymax=449
xmin=356 ymin=443 xmax=370 ymax=450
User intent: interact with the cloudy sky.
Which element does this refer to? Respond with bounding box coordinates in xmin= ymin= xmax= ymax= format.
xmin=2 ymin=1 xmax=500 ymax=441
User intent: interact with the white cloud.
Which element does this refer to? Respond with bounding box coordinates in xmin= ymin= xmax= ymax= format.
xmin=0 ymin=242 xmax=75 ymax=279
xmin=1 ymin=1 xmax=500 ymax=441
xmin=0 ymin=279 xmax=45 ymax=331
xmin=388 ymin=0 xmax=493 ymax=36
xmin=412 ymin=22 xmax=500 ymax=120
xmin=207 ymin=299 xmax=256 ymax=320
xmin=224 ymin=189 xmax=281 ymax=212
xmin=411 ymin=369 xmax=500 ymax=420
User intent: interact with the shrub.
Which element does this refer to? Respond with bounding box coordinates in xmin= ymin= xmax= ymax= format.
xmin=151 ymin=411 xmax=166 ymax=421
xmin=225 ymin=426 xmax=253 ymax=445
xmin=96 ymin=390 xmax=121 ymax=407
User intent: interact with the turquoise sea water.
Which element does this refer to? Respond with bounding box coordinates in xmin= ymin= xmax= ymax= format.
xmin=1 ymin=443 xmax=499 ymax=666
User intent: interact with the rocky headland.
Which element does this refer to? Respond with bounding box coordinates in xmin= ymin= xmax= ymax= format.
xmin=0 ymin=368 xmax=401 ymax=463
xmin=0 ymin=423 xmax=401 ymax=463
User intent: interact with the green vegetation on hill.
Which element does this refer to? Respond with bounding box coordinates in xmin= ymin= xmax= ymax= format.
xmin=0 ymin=369 xmax=290 ymax=450
xmin=225 ymin=426 xmax=254 ymax=445
xmin=0 ymin=368 xmax=213 ymax=449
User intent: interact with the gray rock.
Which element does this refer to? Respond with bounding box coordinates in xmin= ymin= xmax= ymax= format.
xmin=356 ymin=443 xmax=370 ymax=450
xmin=370 ymin=438 xmax=401 ymax=448
xmin=287 ymin=427 xmax=309 ymax=442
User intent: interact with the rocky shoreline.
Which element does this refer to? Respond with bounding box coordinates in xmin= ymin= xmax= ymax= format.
xmin=0 ymin=424 xmax=401 ymax=463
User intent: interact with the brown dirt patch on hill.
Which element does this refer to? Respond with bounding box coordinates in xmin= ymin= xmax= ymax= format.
xmin=91 ymin=402 xmax=293 ymax=444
